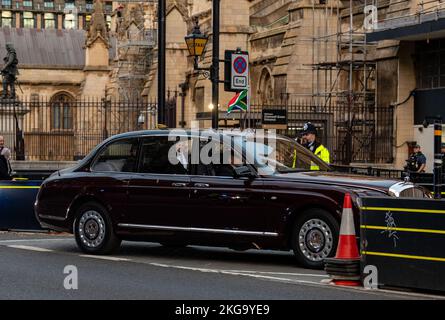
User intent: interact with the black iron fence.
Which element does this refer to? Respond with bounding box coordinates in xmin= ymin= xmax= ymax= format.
xmin=245 ymin=101 xmax=395 ymax=165
xmin=0 ymin=95 xmax=176 ymax=161
xmin=1 ymin=96 xmax=394 ymax=164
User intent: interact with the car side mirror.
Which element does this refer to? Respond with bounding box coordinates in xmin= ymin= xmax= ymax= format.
xmin=234 ymin=166 xmax=254 ymax=179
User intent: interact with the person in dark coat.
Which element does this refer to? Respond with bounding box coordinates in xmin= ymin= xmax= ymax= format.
xmin=0 ymin=135 xmax=12 ymax=180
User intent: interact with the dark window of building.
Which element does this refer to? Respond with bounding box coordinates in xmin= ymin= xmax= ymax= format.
xmin=1 ymin=0 xmax=11 ymax=8
xmin=51 ymin=93 xmax=74 ymax=130
xmin=64 ymin=12 xmax=76 ymax=29
xmin=65 ymin=0 xmax=75 ymax=10
xmin=44 ymin=13 xmax=56 ymax=29
xmin=106 ymin=14 xmax=111 ymax=30
xmin=194 ymin=87 xmax=205 ymax=113
xmin=44 ymin=0 xmax=54 ymax=9
xmin=105 ymin=1 xmax=112 ymax=12
xmin=86 ymin=0 xmax=93 ymax=12
xmin=92 ymin=139 xmax=139 ymax=173
xmin=1 ymin=11 xmax=12 ymax=27
xmin=416 ymin=39 xmax=445 ymax=89
xmin=23 ymin=11 xmax=35 ymax=28
xmin=23 ymin=0 xmax=33 ymax=8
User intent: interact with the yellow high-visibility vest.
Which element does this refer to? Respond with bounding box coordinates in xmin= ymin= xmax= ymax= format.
xmin=310 ymin=144 xmax=330 ymax=171
xmin=293 ymin=144 xmax=330 ymax=170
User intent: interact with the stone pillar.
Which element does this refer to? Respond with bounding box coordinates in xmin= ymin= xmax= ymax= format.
xmin=58 ymin=14 xmax=63 ymax=30
xmin=15 ymin=13 xmax=21 ymax=28
xmin=36 ymin=13 xmax=42 ymax=29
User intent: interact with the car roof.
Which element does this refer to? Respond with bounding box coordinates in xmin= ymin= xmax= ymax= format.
xmin=108 ymin=129 xmax=264 ymax=141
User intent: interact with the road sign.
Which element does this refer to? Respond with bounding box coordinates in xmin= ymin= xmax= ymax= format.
xmin=231 ymin=53 xmax=249 ymax=91
xmin=225 ymin=51 xmax=249 ymax=92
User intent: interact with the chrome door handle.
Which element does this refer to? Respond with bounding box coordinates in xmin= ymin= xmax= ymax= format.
xmin=194 ymin=183 xmax=210 ymax=188
xmin=172 ymin=183 xmax=188 ymax=187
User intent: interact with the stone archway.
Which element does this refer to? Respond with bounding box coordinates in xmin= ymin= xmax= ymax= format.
xmin=258 ymin=67 xmax=274 ymax=105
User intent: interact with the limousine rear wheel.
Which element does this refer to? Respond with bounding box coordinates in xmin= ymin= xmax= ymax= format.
xmin=291 ymin=209 xmax=339 ymax=269
xmin=74 ymin=202 xmax=121 ymax=255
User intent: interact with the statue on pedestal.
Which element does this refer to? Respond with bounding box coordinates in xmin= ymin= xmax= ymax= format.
xmin=1 ymin=43 xmax=19 ymax=99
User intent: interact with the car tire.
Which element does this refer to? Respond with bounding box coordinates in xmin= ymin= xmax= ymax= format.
xmin=291 ymin=208 xmax=339 ymax=269
xmin=74 ymin=201 xmax=121 ymax=255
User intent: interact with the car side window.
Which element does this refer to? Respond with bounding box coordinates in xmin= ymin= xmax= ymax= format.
xmin=92 ymin=139 xmax=139 ymax=173
xmin=138 ymin=136 xmax=188 ymax=175
xmin=194 ymin=140 xmax=243 ymax=177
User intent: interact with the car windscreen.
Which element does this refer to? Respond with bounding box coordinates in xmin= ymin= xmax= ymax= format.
xmin=232 ymin=134 xmax=330 ymax=175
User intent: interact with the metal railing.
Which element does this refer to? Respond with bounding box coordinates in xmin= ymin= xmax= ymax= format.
xmin=245 ymin=101 xmax=395 ymax=165
xmin=0 ymin=97 xmax=170 ymax=161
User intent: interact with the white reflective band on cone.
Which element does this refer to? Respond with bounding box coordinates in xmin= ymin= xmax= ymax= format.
xmin=339 ymin=208 xmax=356 ymax=236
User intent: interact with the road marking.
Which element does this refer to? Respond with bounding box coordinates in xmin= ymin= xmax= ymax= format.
xmin=0 ymin=238 xmax=72 ymax=244
xmin=149 ymin=262 xmax=323 ymax=285
xmin=224 ymin=270 xmax=329 ymax=277
xmin=7 ymin=245 xmax=53 ymax=252
xmin=79 ymin=255 xmax=131 ymax=262
xmin=0 ymin=186 xmax=40 ymax=189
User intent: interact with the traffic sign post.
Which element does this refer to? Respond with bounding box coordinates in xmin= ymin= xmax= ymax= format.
xmin=224 ymin=50 xmax=249 ymax=92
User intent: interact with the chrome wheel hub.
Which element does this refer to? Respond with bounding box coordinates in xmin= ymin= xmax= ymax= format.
xmin=78 ymin=210 xmax=106 ymax=248
xmin=298 ymin=219 xmax=334 ymax=262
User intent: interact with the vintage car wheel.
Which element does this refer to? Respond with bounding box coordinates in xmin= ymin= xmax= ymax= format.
xmin=74 ymin=202 xmax=121 ymax=255
xmin=291 ymin=208 xmax=339 ymax=269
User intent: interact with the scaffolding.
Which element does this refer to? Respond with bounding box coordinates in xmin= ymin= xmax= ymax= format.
xmin=115 ymin=2 xmax=157 ymax=101
xmin=310 ymin=0 xmax=380 ymax=163
xmin=311 ymin=0 xmax=377 ymax=108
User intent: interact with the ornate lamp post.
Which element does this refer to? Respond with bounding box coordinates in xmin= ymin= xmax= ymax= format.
xmin=185 ymin=0 xmax=220 ymax=129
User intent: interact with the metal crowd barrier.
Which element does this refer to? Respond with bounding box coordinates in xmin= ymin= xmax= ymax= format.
xmin=0 ymin=180 xmax=44 ymax=231
xmin=360 ymin=197 xmax=445 ymax=292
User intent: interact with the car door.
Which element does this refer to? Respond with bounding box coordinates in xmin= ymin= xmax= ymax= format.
xmin=124 ymin=135 xmax=191 ymax=229
xmin=188 ymin=139 xmax=269 ymax=236
xmin=88 ymin=137 xmax=139 ymax=224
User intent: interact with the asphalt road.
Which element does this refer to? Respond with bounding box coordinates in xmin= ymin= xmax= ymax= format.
xmin=0 ymin=231 xmax=442 ymax=300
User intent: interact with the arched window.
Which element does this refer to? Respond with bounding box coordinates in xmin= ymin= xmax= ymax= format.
xmin=51 ymin=93 xmax=74 ymax=130
xmin=258 ymin=68 xmax=274 ymax=104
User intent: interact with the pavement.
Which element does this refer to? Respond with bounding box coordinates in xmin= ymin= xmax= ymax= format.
xmin=0 ymin=231 xmax=443 ymax=300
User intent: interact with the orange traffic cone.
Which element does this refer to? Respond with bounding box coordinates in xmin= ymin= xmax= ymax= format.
xmin=324 ymin=193 xmax=361 ymax=287
xmin=336 ymin=193 xmax=360 ymax=259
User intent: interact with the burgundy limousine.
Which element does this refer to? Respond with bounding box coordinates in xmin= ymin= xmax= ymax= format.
xmin=35 ymin=129 xmax=429 ymax=269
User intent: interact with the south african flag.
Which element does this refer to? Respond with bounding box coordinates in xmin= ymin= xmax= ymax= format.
xmin=227 ymin=89 xmax=248 ymax=113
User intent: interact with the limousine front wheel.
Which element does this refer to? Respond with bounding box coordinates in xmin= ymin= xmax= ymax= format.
xmin=291 ymin=209 xmax=339 ymax=269
xmin=74 ymin=202 xmax=121 ymax=255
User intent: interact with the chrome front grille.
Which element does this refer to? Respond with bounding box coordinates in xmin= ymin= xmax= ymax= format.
xmin=389 ymin=182 xmax=429 ymax=198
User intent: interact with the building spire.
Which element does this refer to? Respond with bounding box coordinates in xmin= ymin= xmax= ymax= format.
xmin=86 ymin=0 xmax=109 ymax=48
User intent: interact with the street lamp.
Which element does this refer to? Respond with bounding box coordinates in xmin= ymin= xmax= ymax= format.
xmin=185 ymin=19 xmax=209 ymax=70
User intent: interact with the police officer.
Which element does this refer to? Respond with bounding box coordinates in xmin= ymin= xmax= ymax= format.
xmin=299 ymin=122 xmax=330 ymax=170
xmin=0 ymin=135 xmax=12 ymax=180
xmin=405 ymin=144 xmax=426 ymax=173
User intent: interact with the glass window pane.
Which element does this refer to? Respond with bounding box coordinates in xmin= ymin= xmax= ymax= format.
xmin=139 ymin=136 xmax=188 ymax=175
xmin=92 ymin=139 xmax=139 ymax=172
xmin=44 ymin=1 xmax=54 ymax=8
